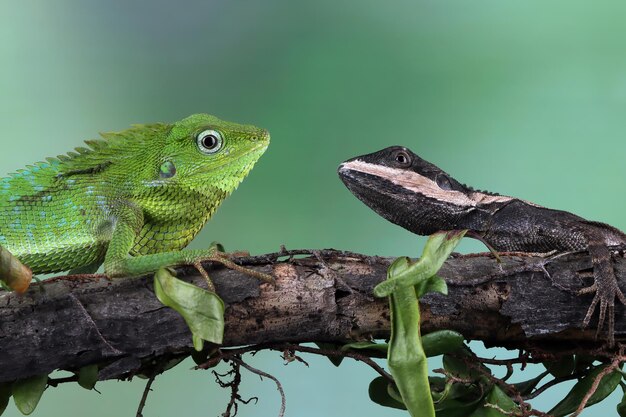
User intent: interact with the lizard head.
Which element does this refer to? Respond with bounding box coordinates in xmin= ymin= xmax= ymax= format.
xmin=155 ymin=113 xmax=270 ymax=197
xmin=337 ymin=146 xmax=478 ymax=235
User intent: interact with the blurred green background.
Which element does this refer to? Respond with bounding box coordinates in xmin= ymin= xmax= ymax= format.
xmin=1 ymin=0 xmax=625 ymax=416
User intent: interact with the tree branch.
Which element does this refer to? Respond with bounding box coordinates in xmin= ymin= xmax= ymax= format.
xmin=0 ymin=247 xmax=624 ymax=383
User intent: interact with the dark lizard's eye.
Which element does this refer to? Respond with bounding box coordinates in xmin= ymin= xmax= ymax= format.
xmin=393 ymin=150 xmax=412 ymax=167
xmin=196 ymin=129 xmax=223 ymax=154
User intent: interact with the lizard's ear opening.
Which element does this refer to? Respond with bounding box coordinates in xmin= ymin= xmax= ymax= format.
xmin=435 ymin=173 xmax=454 ymax=190
xmin=159 ymin=160 xmax=177 ymax=179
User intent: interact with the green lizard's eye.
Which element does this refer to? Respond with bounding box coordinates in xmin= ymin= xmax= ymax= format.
xmin=196 ymin=130 xmax=223 ymax=154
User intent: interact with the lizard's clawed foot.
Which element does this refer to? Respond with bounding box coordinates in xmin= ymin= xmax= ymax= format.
xmin=579 ymin=281 xmax=626 ymax=347
xmin=193 ymin=250 xmax=275 ymax=288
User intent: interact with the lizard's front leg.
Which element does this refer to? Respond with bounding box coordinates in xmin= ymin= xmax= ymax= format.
xmin=102 ymin=206 xmax=273 ymax=285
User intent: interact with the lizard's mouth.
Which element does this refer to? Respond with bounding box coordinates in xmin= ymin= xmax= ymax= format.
xmin=337 ymin=159 xmax=474 ymax=236
xmin=338 ymin=162 xmax=404 ymax=204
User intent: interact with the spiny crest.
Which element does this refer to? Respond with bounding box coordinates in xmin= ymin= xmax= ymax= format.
xmin=2 ymin=123 xmax=172 ymax=183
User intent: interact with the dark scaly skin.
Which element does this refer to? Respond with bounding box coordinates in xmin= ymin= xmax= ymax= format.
xmin=338 ymin=146 xmax=626 ymax=345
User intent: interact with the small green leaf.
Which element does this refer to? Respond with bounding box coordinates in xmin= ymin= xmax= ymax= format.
xmin=191 ymin=346 xmax=220 ymax=366
xmin=373 ymin=231 xmax=466 ymax=297
xmin=512 ymin=372 xmax=547 ymax=396
xmin=434 ymin=384 xmax=483 ymax=417
xmin=341 ymin=341 xmax=387 ymax=352
xmin=415 ymin=275 xmax=448 ymax=298
xmin=0 ymin=383 xmax=11 ymax=416
xmin=340 ymin=341 xmax=387 ymax=359
xmin=12 ymin=374 xmax=48 ymax=415
xmin=154 ymin=268 xmax=225 ymax=350
xmin=191 ymin=349 xmax=209 ymax=365
xmin=422 ymin=330 xmax=464 ymax=357
xmin=192 ymin=334 xmax=204 ymax=351
xmin=387 ymin=382 xmax=405 ymax=403
xmin=368 ymin=377 xmax=406 ymax=410
xmin=77 ymin=365 xmax=98 ymax=390
xmin=543 ymin=355 xmax=576 ymax=378
xmin=617 ymin=390 xmax=626 ymax=417
xmin=436 ymin=398 xmax=483 ymax=417
xmin=469 ymin=385 xmax=518 ymax=417
xmin=574 ymin=354 xmax=596 ymax=373
xmin=429 ymin=376 xmax=448 ymax=401
xmin=549 ymin=365 xmax=622 ymax=417
xmin=340 ymin=332 xmax=463 ymax=360
xmin=315 ymin=342 xmax=346 ymax=366
xmin=162 ymin=357 xmax=186 ymax=372
xmin=443 ymin=347 xmax=491 ymax=381
xmin=208 ymin=241 xmax=225 ymax=252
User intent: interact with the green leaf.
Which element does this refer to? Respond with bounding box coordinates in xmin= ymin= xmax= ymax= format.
xmin=387 ymin=382 xmax=405 ymax=403
xmin=77 ymin=365 xmax=98 ymax=390
xmin=12 ymin=374 xmax=48 ymax=415
xmin=368 ymin=377 xmax=406 ymax=410
xmin=341 ymin=341 xmax=388 ymax=353
xmin=543 ymin=355 xmax=576 ymax=378
xmin=0 ymin=383 xmax=11 ymax=416
xmin=617 ymin=390 xmax=626 ymax=417
xmin=429 ymin=376 xmax=448 ymax=401
xmin=316 ymin=342 xmax=347 ymax=366
xmin=191 ymin=346 xmax=220 ymax=366
xmin=154 ymin=268 xmax=225 ymax=350
xmin=373 ymin=231 xmax=466 ymax=297
xmin=512 ymin=372 xmax=547 ymax=396
xmin=191 ymin=349 xmax=209 ymax=365
xmin=381 ymin=232 xmax=466 ymax=417
xmin=340 ymin=332 xmax=463 ymax=360
xmin=549 ymin=365 xmax=622 ymax=417
xmin=192 ymin=334 xmax=204 ymax=351
xmin=137 ymin=357 xmax=186 ymax=380
xmin=386 ymin=257 xmax=434 ymax=417
xmin=422 ymin=330 xmax=464 ymax=357
xmin=437 ymin=398 xmax=483 ymax=417
xmin=469 ymin=385 xmax=517 ymax=417
xmin=415 ymin=275 xmax=448 ymax=298
xmin=434 ymin=384 xmax=483 ymax=417
xmin=574 ymin=355 xmax=596 ymax=373
xmin=340 ymin=341 xmax=387 ymax=359
xmin=443 ymin=346 xmax=491 ymax=381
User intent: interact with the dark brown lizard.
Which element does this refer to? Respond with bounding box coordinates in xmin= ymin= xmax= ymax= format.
xmin=338 ymin=146 xmax=625 ymax=345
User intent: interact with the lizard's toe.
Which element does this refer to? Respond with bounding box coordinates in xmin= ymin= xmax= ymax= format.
xmin=580 ymin=284 xmax=618 ymax=347
xmin=617 ymin=287 xmax=626 ymax=305
xmin=578 ymin=283 xmax=597 ymax=296
xmin=582 ymin=292 xmax=600 ymax=329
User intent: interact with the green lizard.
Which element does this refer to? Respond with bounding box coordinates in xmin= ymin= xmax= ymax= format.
xmin=0 ymin=113 xmax=270 ymax=292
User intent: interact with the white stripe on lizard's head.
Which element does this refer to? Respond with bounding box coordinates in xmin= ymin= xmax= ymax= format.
xmin=339 ymin=159 xmax=515 ymax=207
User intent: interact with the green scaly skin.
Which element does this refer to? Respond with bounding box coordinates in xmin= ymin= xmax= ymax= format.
xmin=0 ymin=114 xmax=269 ymax=289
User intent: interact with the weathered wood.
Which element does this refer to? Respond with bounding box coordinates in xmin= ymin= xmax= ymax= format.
xmin=0 ymin=248 xmax=624 ymax=383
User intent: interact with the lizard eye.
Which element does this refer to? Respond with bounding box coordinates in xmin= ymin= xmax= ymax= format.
xmin=393 ymin=150 xmax=412 ymax=167
xmin=196 ymin=130 xmax=223 ymax=154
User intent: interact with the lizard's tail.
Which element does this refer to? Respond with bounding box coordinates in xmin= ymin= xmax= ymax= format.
xmin=0 ymin=245 xmax=32 ymax=293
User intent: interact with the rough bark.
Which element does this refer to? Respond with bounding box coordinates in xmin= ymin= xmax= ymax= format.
xmin=0 ymin=248 xmax=624 ymax=383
